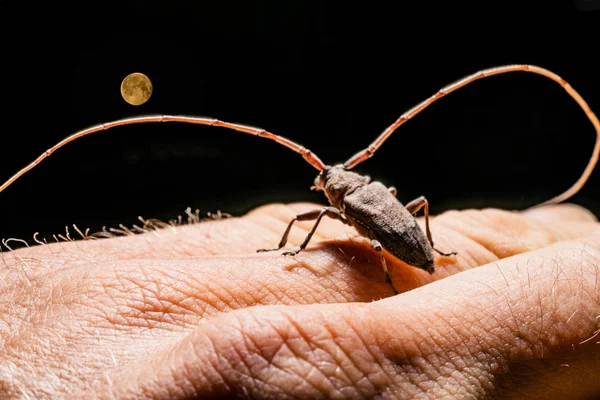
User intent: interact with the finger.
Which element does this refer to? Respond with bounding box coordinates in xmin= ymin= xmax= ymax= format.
xmin=0 ymin=202 xmax=336 ymax=268
xmin=3 ymin=203 xmax=599 ymax=296
xmin=429 ymin=204 xmax=599 ymax=271
xmin=521 ymin=202 xmax=598 ymax=222
xmin=86 ymin=231 xmax=600 ymax=400
xmin=5 ymin=201 xmax=596 ymax=264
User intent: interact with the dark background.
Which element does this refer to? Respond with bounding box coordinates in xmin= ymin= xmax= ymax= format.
xmin=1 ymin=1 xmax=599 ymax=245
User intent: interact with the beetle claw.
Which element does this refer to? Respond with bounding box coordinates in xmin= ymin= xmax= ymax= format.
xmin=282 ymin=249 xmax=299 ymax=257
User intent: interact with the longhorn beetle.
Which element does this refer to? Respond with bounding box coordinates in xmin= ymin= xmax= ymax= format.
xmin=1 ymin=65 xmax=599 ymax=294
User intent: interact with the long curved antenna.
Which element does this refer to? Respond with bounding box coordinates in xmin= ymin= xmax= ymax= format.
xmin=0 ymin=115 xmax=326 ymax=195
xmin=343 ymin=65 xmax=600 ymax=207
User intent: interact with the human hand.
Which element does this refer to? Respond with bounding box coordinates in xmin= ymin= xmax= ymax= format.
xmin=1 ymin=202 xmax=599 ymax=399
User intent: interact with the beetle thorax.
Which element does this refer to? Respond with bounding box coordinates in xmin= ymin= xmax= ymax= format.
xmin=313 ymin=164 xmax=370 ymax=209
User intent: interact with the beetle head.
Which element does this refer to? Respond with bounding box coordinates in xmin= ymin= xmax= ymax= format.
xmin=312 ymin=164 xmax=370 ymax=209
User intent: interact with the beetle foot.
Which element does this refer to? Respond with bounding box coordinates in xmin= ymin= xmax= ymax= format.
xmin=256 ymin=247 xmax=279 ymax=253
xmin=282 ymin=249 xmax=301 ymax=257
xmin=434 ymin=248 xmax=458 ymax=257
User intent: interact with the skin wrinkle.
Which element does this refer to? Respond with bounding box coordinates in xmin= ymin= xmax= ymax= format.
xmin=260 ymin=279 xmax=302 ymax=308
xmin=337 ymin=318 xmax=379 ymax=387
xmin=159 ymin=340 xmax=202 ymax=400
xmin=222 ymin=311 xmax=305 ymax=399
xmin=274 ymin=305 xmax=396 ymax=399
xmin=179 ymin=260 xmax=282 ymax=318
xmin=546 ymin=248 xmax=600 ymax=340
xmin=45 ymin=266 xmax=180 ymax=350
xmin=364 ymin=305 xmax=439 ymax=398
xmin=209 ymin=268 xmax=262 ymax=310
xmin=294 ymin=246 xmax=375 ymax=300
xmin=264 ymin=311 xmax=337 ymax=398
xmin=243 ymin=276 xmax=284 ymax=306
xmin=194 ymin=328 xmax=232 ymax=396
xmin=214 ymin=259 xmax=291 ymax=309
xmin=124 ymin=327 xmax=204 ymax=400
xmin=436 ymin=221 xmax=511 ymax=265
xmin=114 ymin=275 xmax=165 ymax=329
xmin=510 ymin=253 xmax=596 ymax=351
xmin=550 ymin=253 xmax=572 ymax=296
xmin=238 ymin=312 xmax=281 ymax=373
xmin=195 ymin=314 xmax=262 ymax=397
xmin=237 ymin=262 xmax=303 ymax=307
xmin=408 ymin=351 xmax=452 ymax=397
xmin=213 ymin=321 xmax=286 ymax=398
xmin=335 ymin=311 xmax=388 ymax=396
xmin=448 ymin=321 xmax=498 ymax=396
xmin=286 ymin=312 xmax=358 ymax=398
xmin=7 ymin=344 xmax=69 ymax=398
xmin=423 ymin=304 xmax=490 ymax=398
xmin=458 ymin=272 xmax=534 ymax=361
xmin=2 ymin=290 xmax=56 ymax=353
xmin=283 ymin=244 xmax=342 ymax=278
xmin=79 ymin=248 xmax=362 ymax=331
xmin=0 ymin=288 xmax=27 ymax=340
xmin=438 ymin=209 xmax=576 ymax=262
xmin=191 ymin=270 xmax=243 ymax=315
xmin=282 ymin=247 xmax=351 ymax=298
xmin=0 ymin=256 xmax=32 ymax=284
xmin=78 ymin=267 xmax=187 ymax=331
xmin=144 ymin=305 xmax=385 ymax=399
xmin=234 ymin=265 xmax=296 ymax=308
xmin=102 ymin=256 xmax=308 ymax=326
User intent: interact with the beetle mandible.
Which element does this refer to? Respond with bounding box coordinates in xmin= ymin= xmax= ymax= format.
xmin=0 ymin=64 xmax=599 ymax=294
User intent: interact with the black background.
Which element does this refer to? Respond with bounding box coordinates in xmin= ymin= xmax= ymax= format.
xmin=1 ymin=1 xmax=599 ymax=244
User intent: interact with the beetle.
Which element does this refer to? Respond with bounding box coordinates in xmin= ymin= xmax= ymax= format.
xmin=0 ymin=64 xmax=598 ymax=294
xmin=256 ymin=165 xmax=457 ymax=294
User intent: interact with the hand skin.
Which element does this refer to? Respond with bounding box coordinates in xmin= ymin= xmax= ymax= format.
xmin=0 ymin=202 xmax=599 ymax=399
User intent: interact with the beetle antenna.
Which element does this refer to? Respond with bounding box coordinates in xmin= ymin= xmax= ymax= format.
xmin=343 ymin=65 xmax=600 ymax=207
xmin=0 ymin=115 xmax=326 ymax=195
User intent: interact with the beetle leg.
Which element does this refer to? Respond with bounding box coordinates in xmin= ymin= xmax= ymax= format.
xmin=370 ymin=239 xmax=399 ymax=295
xmin=404 ymin=196 xmax=457 ymax=257
xmin=388 ymin=186 xmax=397 ymax=197
xmin=257 ymin=207 xmax=348 ymax=256
xmin=257 ymin=209 xmax=322 ymax=253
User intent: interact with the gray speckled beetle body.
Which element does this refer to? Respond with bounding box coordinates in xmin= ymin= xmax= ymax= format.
xmin=324 ymin=167 xmax=437 ymax=272
xmin=258 ymin=165 xmax=456 ymax=294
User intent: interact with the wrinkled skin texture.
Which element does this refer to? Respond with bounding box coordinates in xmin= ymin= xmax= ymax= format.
xmin=1 ymin=202 xmax=600 ymax=399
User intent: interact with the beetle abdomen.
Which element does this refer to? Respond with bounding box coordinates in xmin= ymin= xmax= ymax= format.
xmin=343 ymin=182 xmax=434 ymax=270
